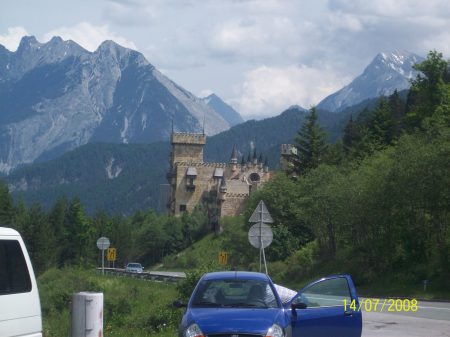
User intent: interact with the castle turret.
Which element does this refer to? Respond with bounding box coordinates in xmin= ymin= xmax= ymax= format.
xmin=280 ymin=144 xmax=297 ymax=171
xmin=229 ymin=144 xmax=238 ymax=171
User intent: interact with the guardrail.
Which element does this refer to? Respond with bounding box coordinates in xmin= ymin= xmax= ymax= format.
xmin=96 ymin=268 xmax=186 ymax=282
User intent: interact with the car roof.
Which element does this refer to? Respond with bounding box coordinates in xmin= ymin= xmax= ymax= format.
xmin=0 ymin=227 xmax=20 ymax=236
xmin=201 ymin=271 xmax=271 ymax=281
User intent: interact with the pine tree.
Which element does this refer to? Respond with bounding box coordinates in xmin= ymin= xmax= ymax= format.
xmin=49 ymin=197 xmax=68 ymax=266
xmin=294 ymin=107 xmax=328 ymax=174
xmin=389 ymin=89 xmax=406 ymax=139
xmin=369 ymin=97 xmax=394 ymax=147
xmin=343 ymin=115 xmax=361 ymax=154
xmin=65 ymin=198 xmax=94 ymax=265
xmin=406 ymin=50 xmax=449 ymax=128
xmin=0 ymin=179 xmax=13 ymax=225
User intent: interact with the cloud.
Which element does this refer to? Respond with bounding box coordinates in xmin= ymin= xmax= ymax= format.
xmin=330 ymin=0 xmax=450 ymax=18
xmin=208 ymin=16 xmax=307 ymax=62
xmin=42 ymin=22 xmax=137 ymax=52
xmin=234 ymin=65 xmax=350 ymax=119
xmin=103 ymin=1 xmax=154 ymax=26
xmin=0 ymin=27 xmax=29 ymax=51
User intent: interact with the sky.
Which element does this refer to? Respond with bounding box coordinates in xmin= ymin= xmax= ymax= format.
xmin=1 ymin=0 xmax=449 ymax=120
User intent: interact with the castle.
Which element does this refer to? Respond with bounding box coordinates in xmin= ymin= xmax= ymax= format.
xmin=164 ymin=132 xmax=272 ymax=230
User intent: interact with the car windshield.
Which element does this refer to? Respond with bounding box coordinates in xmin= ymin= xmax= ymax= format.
xmin=191 ymin=279 xmax=279 ymax=308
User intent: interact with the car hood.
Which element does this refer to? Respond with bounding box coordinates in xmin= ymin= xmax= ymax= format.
xmin=187 ymin=307 xmax=283 ymax=335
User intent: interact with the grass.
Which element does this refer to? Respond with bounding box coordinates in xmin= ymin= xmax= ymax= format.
xmin=161 ymin=234 xmax=450 ymax=302
xmin=38 ymin=267 xmax=183 ymax=337
xmin=162 ymin=233 xmax=225 ymax=270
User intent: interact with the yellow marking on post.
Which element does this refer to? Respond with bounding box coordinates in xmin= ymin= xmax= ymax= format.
xmin=107 ymin=248 xmax=117 ymax=261
xmin=218 ymin=251 xmax=228 ymax=265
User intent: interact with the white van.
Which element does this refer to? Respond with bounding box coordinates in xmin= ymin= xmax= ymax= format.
xmin=0 ymin=227 xmax=42 ymax=337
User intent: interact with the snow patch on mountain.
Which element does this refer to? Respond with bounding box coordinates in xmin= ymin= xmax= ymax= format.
xmin=317 ymin=51 xmax=424 ymax=112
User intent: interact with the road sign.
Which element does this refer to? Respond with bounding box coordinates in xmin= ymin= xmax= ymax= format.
xmin=107 ymin=248 xmax=116 ymax=262
xmin=96 ymin=237 xmax=110 ymax=275
xmin=248 ymin=200 xmax=274 ymax=275
xmin=218 ymin=251 xmax=228 ymax=265
xmin=248 ymin=223 xmax=273 ymax=249
xmin=96 ymin=237 xmax=110 ymax=250
xmin=249 ymin=200 xmax=273 ymax=223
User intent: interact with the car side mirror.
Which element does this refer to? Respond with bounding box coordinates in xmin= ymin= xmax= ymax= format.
xmin=173 ymin=300 xmax=187 ymax=308
xmin=291 ymin=302 xmax=307 ymax=310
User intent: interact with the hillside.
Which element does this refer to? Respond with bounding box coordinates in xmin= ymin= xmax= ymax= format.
xmin=6 ymin=99 xmax=385 ymax=214
xmin=7 ymin=142 xmax=170 ymax=215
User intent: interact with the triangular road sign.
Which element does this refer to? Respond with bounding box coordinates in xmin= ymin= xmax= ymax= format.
xmin=249 ymin=200 xmax=273 ymax=223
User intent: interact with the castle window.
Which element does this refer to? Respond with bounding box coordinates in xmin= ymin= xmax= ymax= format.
xmin=179 ymin=204 xmax=187 ymax=212
xmin=213 ymin=168 xmax=224 ymax=178
xmin=186 ymin=167 xmax=197 ymax=191
xmin=186 ymin=167 xmax=197 ymax=177
xmin=249 ymin=173 xmax=260 ymax=182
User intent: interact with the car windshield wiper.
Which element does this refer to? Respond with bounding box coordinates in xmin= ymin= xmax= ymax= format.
xmin=192 ymin=301 xmax=223 ymax=307
xmin=226 ymin=302 xmax=267 ymax=308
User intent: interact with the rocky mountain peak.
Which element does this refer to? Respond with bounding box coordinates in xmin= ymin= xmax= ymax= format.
xmin=201 ymin=93 xmax=244 ymax=126
xmin=317 ymin=50 xmax=424 ymax=112
xmin=370 ymin=50 xmax=421 ymax=78
xmin=17 ymin=35 xmax=42 ymax=52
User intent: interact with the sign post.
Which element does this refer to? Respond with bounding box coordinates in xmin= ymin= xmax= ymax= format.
xmin=248 ymin=200 xmax=273 ymax=275
xmin=96 ymin=237 xmax=110 ymax=275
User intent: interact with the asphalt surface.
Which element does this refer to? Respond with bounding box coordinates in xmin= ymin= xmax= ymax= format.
xmin=362 ymin=299 xmax=450 ymax=337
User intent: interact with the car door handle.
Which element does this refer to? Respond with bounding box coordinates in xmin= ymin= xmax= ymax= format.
xmin=344 ymin=310 xmax=354 ymax=316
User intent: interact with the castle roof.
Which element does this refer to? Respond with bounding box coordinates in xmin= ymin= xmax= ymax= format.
xmin=230 ymin=144 xmax=238 ymax=161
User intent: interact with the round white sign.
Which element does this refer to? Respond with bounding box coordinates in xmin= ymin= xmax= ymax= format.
xmin=248 ymin=223 xmax=273 ymax=249
xmin=96 ymin=237 xmax=110 ymax=250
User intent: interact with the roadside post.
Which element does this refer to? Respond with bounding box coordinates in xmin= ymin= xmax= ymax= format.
xmin=423 ymin=279 xmax=428 ymax=292
xmin=96 ymin=237 xmax=110 ymax=275
xmin=71 ymin=292 xmax=103 ymax=337
xmin=248 ymin=200 xmax=273 ymax=275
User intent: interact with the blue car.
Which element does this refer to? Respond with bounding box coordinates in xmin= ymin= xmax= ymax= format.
xmin=177 ymin=271 xmax=362 ymax=337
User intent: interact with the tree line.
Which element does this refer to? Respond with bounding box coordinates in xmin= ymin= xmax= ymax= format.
xmin=0 ymin=187 xmax=209 ymax=274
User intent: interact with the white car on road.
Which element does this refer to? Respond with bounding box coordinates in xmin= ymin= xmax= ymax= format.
xmin=125 ymin=262 xmax=144 ymax=273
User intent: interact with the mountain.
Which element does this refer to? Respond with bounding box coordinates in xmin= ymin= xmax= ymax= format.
xmin=317 ymin=51 xmax=423 ymax=112
xmin=201 ymin=93 xmax=244 ymax=126
xmin=0 ymin=36 xmax=231 ymax=173
xmin=6 ymin=103 xmax=366 ymax=215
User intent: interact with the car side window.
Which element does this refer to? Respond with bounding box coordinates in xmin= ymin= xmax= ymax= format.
xmin=0 ymin=240 xmax=32 ymax=295
xmin=293 ymin=277 xmax=351 ymax=308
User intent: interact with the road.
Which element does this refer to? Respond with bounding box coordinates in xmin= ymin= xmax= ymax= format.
xmin=362 ymin=299 xmax=450 ymax=337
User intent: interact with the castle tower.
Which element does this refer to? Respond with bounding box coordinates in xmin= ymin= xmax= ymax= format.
xmin=170 ymin=132 xmax=206 ymax=165
xmin=229 ymin=144 xmax=238 ymax=171
xmin=167 ymin=132 xmax=206 ymax=215
xmin=280 ymin=144 xmax=298 ymax=171
xmin=252 ymin=149 xmax=258 ymax=165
